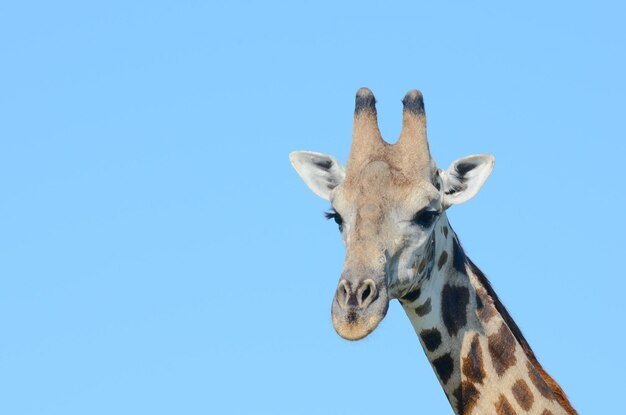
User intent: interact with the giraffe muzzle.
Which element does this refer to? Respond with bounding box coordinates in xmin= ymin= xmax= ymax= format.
xmin=331 ymin=275 xmax=389 ymax=341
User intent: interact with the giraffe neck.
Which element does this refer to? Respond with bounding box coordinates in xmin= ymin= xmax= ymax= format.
xmin=399 ymin=217 xmax=576 ymax=415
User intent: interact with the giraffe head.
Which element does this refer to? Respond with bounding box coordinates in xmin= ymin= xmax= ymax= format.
xmin=290 ymin=88 xmax=494 ymax=340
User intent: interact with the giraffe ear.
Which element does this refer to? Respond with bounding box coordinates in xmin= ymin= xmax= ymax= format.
xmin=289 ymin=151 xmax=345 ymax=201
xmin=441 ymin=154 xmax=495 ymax=208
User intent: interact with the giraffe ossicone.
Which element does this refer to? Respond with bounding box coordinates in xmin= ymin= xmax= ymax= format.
xmin=290 ymin=88 xmax=577 ymax=415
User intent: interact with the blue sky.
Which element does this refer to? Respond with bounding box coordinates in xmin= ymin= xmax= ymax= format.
xmin=1 ymin=1 xmax=624 ymax=413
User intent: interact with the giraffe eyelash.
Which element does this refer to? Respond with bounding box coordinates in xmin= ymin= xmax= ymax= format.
xmin=324 ymin=209 xmax=343 ymax=231
xmin=324 ymin=209 xmax=339 ymax=220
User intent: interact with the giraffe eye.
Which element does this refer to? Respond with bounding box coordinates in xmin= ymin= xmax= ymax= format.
xmin=412 ymin=209 xmax=439 ymax=228
xmin=324 ymin=209 xmax=344 ymax=232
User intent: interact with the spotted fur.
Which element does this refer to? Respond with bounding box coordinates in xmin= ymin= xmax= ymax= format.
xmin=433 ymin=353 xmax=454 ymax=384
xmin=527 ymin=361 xmax=555 ymax=401
xmin=462 ymin=334 xmax=486 ymax=384
xmin=468 ymin=260 xmax=576 ymax=414
xmin=488 ymin=323 xmax=518 ymax=376
xmin=415 ymin=298 xmax=432 ymax=316
xmin=454 ymin=382 xmax=480 ymax=414
xmin=511 ymin=379 xmax=534 ymax=411
xmin=441 ymin=284 xmax=470 ymax=336
xmin=495 ymin=394 xmax=517 ymax=415
xmin=402 ymin=233 xmax=576 ymax=414
xmin=420 ymin=328 xmax=442 ymax=352
xmin=402 ymin=288 xmax=421 ymax=303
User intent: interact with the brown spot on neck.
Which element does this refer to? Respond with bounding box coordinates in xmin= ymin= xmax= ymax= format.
xmin=495 ymin=394 xmax=517 ymax=415
xmin=453 ymin=382 xmax=480 ymax=415
xmin=527 ymin=361 xmax=555 ymax=401
xmin=488 ymin=323 xmax=517 ymax=376
xmin=414 ymin=298 xmax=432 ymax=316
xmin=462 ymin=334 xmax=486 ymax=384
xmin=511 ymin=379 xmax=534 ymax=411
xmin=476 ymin=288 xmax=497 ymax=322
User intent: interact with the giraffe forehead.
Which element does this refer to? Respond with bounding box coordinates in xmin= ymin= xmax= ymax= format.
xmin=351 ymin=157 xmax=420 ymax=184
xmin=354 ymin=160 xmax=393 ymax=188
xmin=341 ymin=160 xmax=432 ymax=201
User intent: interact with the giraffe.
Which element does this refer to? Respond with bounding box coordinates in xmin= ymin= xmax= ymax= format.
xmin=289 ymin=88 xmax=576 ymax=415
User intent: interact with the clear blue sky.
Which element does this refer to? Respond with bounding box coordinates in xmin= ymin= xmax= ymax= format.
xmin=1 ymin=1 xmax=624 ymax=413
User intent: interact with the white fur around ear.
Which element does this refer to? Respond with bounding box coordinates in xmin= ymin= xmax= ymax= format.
xmin=441 ymin=154 xmax=495 ymax=207
xmin=289 ymin=151 xmax=345 ymax=201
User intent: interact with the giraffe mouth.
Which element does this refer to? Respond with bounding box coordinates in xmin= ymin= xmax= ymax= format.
xmin=332 ymin=311 xmax=388 ymax=340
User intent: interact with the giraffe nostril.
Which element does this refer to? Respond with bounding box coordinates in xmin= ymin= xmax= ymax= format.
xmin=357 ymin=279 xmax=378 ymax=309
xmin=361 ymin=285 xmax=371 ymax=303
xmin=336 ymin=280 xmax=350 ymax=310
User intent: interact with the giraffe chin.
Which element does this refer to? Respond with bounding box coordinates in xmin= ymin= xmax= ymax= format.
xmin=331 ymin=297 xmax=389 ymax=341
